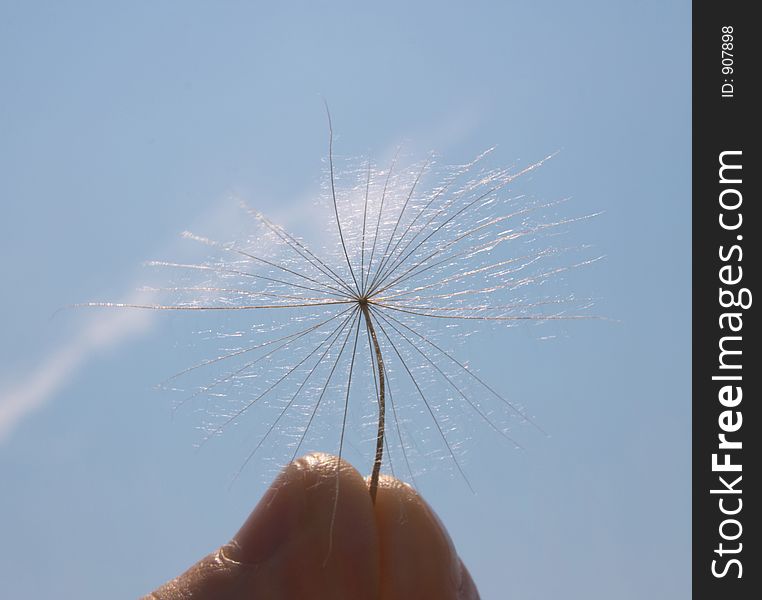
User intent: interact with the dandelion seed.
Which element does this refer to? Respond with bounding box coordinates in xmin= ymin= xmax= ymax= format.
xmin=84 ymin=114 xmax=598 ymax=505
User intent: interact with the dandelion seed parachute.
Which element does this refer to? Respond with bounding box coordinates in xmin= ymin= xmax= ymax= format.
xmin=87 ymin=123 xmax=597 ymax=502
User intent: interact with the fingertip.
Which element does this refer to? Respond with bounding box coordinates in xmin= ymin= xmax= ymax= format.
xmin=373 ymin=475 xmax=466 ymax=599
xmin=227 ymin=453 xmax=379 ymax=599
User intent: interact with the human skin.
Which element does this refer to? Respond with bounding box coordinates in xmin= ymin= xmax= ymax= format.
xmin=144 ymin=453 xmax=480 ymax=599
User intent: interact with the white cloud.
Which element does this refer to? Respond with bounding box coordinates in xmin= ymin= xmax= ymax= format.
xmin=0 ymin=302 xmax=154 ymax=443
xmin=0 ymin=195 xmax=316 ymax=444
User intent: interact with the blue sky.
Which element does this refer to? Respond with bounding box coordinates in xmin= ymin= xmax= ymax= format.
xmin=0 ymin=2 xmax=690 ymax=598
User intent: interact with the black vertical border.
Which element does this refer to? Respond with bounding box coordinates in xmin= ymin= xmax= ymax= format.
xmin=693 ymin=3 xmax=759 ymax=599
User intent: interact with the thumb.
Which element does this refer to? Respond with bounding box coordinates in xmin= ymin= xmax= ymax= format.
xmin=144 ymin=453 xmax=380 ymax=600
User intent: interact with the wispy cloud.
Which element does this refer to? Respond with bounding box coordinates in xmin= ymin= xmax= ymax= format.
xmin=0 ymin=195 xmax=324 ymax=445
xmin=0 ymin=299 xmax=154 ymax=443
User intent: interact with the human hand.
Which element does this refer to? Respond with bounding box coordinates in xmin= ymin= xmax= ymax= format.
xmin=144 ymin=453 xmax=479 ymax=599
